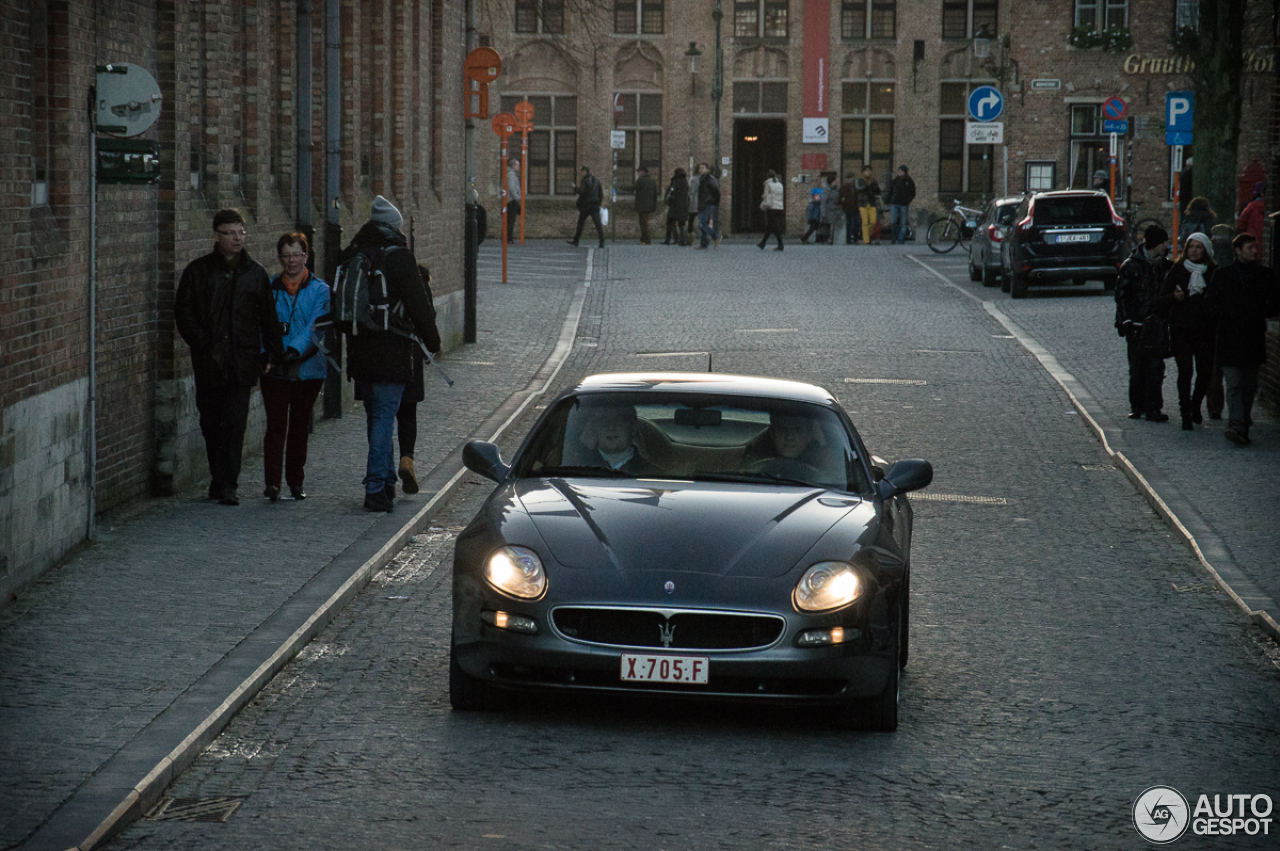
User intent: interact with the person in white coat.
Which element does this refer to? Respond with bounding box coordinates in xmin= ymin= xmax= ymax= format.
xmin=757 ymin=170 xmax=785 ymax=251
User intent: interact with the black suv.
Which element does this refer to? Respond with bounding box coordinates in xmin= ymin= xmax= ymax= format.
xmin=1001 ymin=190 xmax=1126 ymax=298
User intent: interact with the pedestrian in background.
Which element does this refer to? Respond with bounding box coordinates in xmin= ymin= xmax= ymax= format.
xmin=340 ymin=195 xmax=442 ymax=512
xmin=505 ymin=158 xmax=521 ymax=242
xmin=1206 ymin=233 xmax=1280 ymax=446
xmin=800 ymin=188 xmax=823 ymax=244
xmin=696 ymin=162 xmax=722 ymax=249
xmin=662 ymin=168 xmax=689 ymax=246
xmin=259 ymin=231 xmax=328 ymax=502
xmin=633 ymin=166 xmax=658 ymax=245
xmin=887 ymin=164 xmax=916 ymax=245
xmin=1179 ymin=196 xmax=1216 ymax=244
xmin=757 ymin=169 xmax=785 ymax=251
xmin=568 ymin=166 xmax=605 ymax=248
xmin=395 ymin=263 xmax=437 ymax=496
xmin=855 ymin=165 xmax=881 ymax=245
xmin=1162 ymin=232 xmax=1216 ymax=431
xmin=686 ymin=169 xmax=700 ymax=246
xmin=175 ymin=209 xmax=284 ymax=506
xmin=838 ymin=173 xmax=859 ymax=244
xmin=1115 ymin=224 xmax=1173 ymax=422
xmin=1236 ymin=181 xmax=1267 ymax=259
xmin=820 ymin=175 xmax=839 ymax=245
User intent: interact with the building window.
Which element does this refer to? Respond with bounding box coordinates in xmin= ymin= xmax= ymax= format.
xmin=1174 ymin=0 xmax=1198 ymax=32
xmin=500 ymin=94 xmax=577 ymax=195
xmin=942 ymin=0 xmax=997 ymax=39
xmin=1026 ymin=162 xmax=1056 ymax=192
xmin=614 ymin=92 xmax=662 ymax=194
xmin=615 ymin=0 xmax=663 ymax=34
xmin=732 ymin=81 xmax=789 ymax=114
xmin=1074 ymin=0 xmax=1127 ymax=30
xmin=841 ymin=1 xmax=896 ymax=39
xmin=31 ymin=1 xmax=50 ymax=207
xmin=1067 ymin=102 xmax=1121 ymax=191
xmin=939 ymin=81 xmax=993 ymax=194
xmin=840 ymin=81 xmax=894 ymax=181
xmin=515 ymin=0 xmax=565 ymax=34
xmin=734 ymin=0 xmax=789 ymax=38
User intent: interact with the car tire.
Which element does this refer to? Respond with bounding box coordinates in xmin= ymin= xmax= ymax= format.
xmin=981 ymin=263 xmax=999 ymax=288
xmin=846 ymin=614 xmax=900 ymax=732
xmin=1010 ymin=269 xmax=1029 ymax=299
xmin=899 ymin=570 xmax=910 ymax=669
xmin=450 ymin=636 xmax=510 ymax=711
xmin=968 ymin=255 xmax=982 ymax=281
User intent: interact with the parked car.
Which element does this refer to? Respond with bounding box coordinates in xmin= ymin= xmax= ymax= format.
xmin=450 ymin=372 xmax=933 ymax=731
xmin=968 ymin=196 xmax=1023 ymax=288
xmin=1001 ymin=190 xmax=1127 ymax=298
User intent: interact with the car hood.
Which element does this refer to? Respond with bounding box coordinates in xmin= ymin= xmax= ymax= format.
xmin=511 ymin=479 xmax=869 ymax=578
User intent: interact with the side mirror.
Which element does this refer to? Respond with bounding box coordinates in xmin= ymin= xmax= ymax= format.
xmin=463 ymin=440 xmax=510 ymax=483
xmin=870 ymin=455 xmax=889 ymax=482
xmin=876 ymin=458 xmax=933 ymax=500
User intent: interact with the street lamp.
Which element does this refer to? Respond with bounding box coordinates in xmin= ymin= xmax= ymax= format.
xmin=972 ymin=24 xmax=1014 ymax=86
xmin=684 ymin=41 xmax=701 ymax=95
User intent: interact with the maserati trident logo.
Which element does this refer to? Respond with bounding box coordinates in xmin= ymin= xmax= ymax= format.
xmin=658 ymin=619 xmax=676 ymax=648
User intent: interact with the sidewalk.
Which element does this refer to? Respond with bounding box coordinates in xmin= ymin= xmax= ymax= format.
xmin=0 ymin=242 xmax=592 ymax=851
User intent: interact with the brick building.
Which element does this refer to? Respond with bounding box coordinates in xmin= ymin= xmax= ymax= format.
xmin=0 ymin=0 xmax=467 ymax=602
xmin=474 ymin=0 xmax=1274 ymax=241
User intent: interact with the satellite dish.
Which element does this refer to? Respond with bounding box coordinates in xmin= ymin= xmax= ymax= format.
xmin=96 ymin=63 xmax=162 ymax=138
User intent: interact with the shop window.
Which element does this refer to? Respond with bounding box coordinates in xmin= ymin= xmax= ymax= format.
xmin=1067 ymin=102 xmax=1123 ymax=191
xmin=515 ymin=0 xmax=565 ymax=34
xmin=734 ymin=0 xmax=789 ymax=38
xmin=1026 ymin=162 xmax=1056 ymax=192
xmin=1074 ymin=0 xmax=1127 ymax=30
xmin=841 ymin=1 xmax=896 ymax=39
xmin=501 ymin=94 xmax=576 ymax=195
xmin=840 ymin=81 xmax=894 ymax=180
xmin=615 ymin=0 xmax=663 ymax=33
xmin=938 ymin=81 xmax=993 ymax=194
xmin=942 ymin=0 xmax=997 ymax=39
xmin=614 ymin=92 xmax=662 ymax=194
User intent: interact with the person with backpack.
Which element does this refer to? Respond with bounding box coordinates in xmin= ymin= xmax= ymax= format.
xmin=394 ymin=263 xmax=436 ymax=496
xmin=696 ymin=162 xmax=722 ymax=249
xmin=568 ymin=166 xmax=605 ymax=248
xmin=338 ymin=195 xmax=442 ymax=512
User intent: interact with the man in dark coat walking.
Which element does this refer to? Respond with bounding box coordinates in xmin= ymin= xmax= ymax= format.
xmin=175 ymin=209 xmax=284 ymax=506
xmin=568 ymin=166 xmax=605 ymax=248
xmin=633 ymin=167 xmax=658 ymax=245
xmin=887 ymin=165 xmax=916 ymax=244
xmin=1206 ymin=233 xmax=1280 ymax=445
xmin=340 ymin=195 xmax=442 ymax=512
xmin=1115 ymin=224 xmax=1173 ymax=422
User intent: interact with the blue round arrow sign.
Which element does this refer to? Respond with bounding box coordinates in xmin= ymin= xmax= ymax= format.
xmin=967 ymin=86 xmax=1004 ymax=122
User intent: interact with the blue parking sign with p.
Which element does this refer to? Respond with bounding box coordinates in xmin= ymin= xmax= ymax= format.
xmin=1165 ymin=91 xmax=1193 ymax=145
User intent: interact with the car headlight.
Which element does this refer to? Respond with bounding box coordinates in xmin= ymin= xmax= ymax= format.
xmin=793 ymin=561 xmax=864 ymax=613
xmin=484 ymin=545 xmax=547 ymax=599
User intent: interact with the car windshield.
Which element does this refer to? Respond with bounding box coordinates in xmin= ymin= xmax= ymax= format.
xmin=1033 ymin=196 xmax=1113 ymax=226
xmin=513 ymin=392 xmax=871 ymax=493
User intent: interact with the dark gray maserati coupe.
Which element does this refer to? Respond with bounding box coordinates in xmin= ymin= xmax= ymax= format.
xmin=450 ymin=373 xmax=932 ymax=731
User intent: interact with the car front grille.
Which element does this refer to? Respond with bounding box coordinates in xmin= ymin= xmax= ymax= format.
xmin=551 ymin=606 xmax=785 ymax=651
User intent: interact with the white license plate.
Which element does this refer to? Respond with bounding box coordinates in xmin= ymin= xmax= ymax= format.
xmin=1055 ymin=233 xmax=1092 ymax=243
xmin=620 ymin=653 xmax=710 ymax=684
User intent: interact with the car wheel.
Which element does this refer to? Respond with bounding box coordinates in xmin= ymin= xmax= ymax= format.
xmin=449 ymin=635 xmax=510 ymax=711
xmin=1010 ymin=270 xmax=1029 ymax=299
xmin=1103 ymin=275 xmax=1117 ymax=292
xmin=981 ymin=263 xmax=999 ymax=288
xmin=845 ymin=614 xmax=900 ymax=732
xmin=899 ymin=570 xmax=910 ymax=669
xmin=968 ymin=255 xmax=982 ymax=281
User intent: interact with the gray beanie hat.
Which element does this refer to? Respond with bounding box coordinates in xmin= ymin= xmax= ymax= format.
xmin=371 ymin=194 xmax=403 ymax=229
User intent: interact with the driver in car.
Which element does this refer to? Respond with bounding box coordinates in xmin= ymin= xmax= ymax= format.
xmin=748 ymin=412 xmax=831 ymax=481
xmin=587 ymin=405 xmax=659 ymax=476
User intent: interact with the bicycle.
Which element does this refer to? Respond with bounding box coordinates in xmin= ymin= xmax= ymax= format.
xmin=926 ymin=199 xmax=984 ymax=254
xmin=1121 ymin=200 xmax=1166 ymax=253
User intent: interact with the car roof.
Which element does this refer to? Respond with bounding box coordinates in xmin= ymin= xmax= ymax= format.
xmin=571 ymin=372 xmax=839 ymax=405
xmin=1029 ymin=190 xmax=1108 ymax=199
xmin=992 ymin=196 xmax=1022 ymax=205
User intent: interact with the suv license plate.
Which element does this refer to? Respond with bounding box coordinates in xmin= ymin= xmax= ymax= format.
xmin=620 ymin=653 xmax=710 ymax=684
xmin=1055 ymin=233 xmax=1092 ymax=243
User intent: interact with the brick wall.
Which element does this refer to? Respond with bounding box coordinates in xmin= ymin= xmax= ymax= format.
xmin=1 ymin=0 xmax=465 ymax=603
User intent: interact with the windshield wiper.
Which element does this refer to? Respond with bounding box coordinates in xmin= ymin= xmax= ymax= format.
xmin=691 ymin=471 xmax=819 ymax=488
xmin=534 ymin=465 xmax=632 ymax=478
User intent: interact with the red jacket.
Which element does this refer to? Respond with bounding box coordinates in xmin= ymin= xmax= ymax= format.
xmin=1237 ymin=198 xmax=1265 ymax=242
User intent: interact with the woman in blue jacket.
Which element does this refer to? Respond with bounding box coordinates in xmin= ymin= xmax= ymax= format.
xmin=260 ymin=231 xmax=330 ymax=501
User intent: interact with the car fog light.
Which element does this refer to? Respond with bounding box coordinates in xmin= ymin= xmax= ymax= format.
xmin=793 ymin=561 xmax=864 ymax=612
xmin=484 ymin=545 xmax=547 ymax=599
xmin=796 ymin=627 xmax=861 ymax=647
xmin=482 ymin=610 xmax=540 ymax=634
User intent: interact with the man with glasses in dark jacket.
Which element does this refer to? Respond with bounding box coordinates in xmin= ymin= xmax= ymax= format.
xmin=176 ymin=209 xmax=284 ymax=506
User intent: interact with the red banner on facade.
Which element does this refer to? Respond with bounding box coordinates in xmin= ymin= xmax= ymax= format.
xmin=802 ymin=0 xmax=830 ymax=143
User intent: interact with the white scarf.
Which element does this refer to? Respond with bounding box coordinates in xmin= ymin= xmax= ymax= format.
xmin=1184 ymin=260 xmax=1208 ymax=296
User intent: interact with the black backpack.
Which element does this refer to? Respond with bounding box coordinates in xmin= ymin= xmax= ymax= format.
xmin=330 ymin=246 xmax=412 ymax=337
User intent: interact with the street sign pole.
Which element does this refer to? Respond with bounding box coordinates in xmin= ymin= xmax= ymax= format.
xmin=1109 ymin=133 xmax=1117 ymax=201
xmin=515 ymin=100 xmax=534 ymax=245
xmin=492 ymin=112 xmax=516 ymax=282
